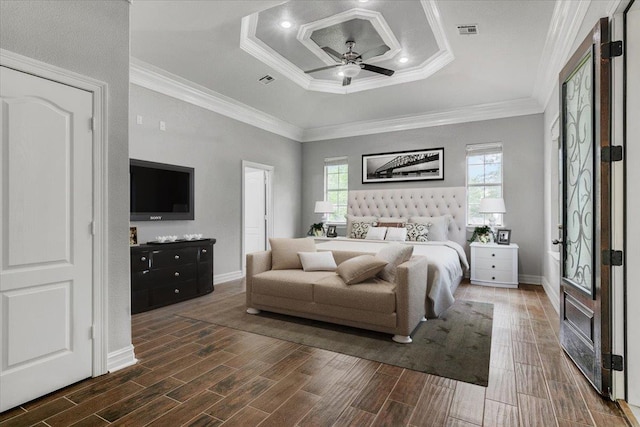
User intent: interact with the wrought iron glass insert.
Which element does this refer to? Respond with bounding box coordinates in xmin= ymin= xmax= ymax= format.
xmin=563 ymin=52 xmax=594 ymax=294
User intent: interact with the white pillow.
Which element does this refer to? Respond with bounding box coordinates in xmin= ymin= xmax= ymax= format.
xmin=384 ymin=227 xmax=407 ymax=242
xmin=410 ymin=215 xmax=452 ymax=241
xmin=376 ymin=244 xmax=414 ymax=282
xmin=298 ymin=251 xmax=337 ymax=271
xmin=365 ymin=227 xmax=387 ymax=240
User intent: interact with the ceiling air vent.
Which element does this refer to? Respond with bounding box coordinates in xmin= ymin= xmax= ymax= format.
xmin=258 ymin=74 xmax=276 ymax=85
xmin=457 ymin=24 xmax=479 ymax=35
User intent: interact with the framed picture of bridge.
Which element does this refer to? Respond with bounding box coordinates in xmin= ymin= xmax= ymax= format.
xmin=362 ymin=148 xmax=444 ymax=183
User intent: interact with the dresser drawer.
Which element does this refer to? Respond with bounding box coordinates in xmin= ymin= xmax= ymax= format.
xmin=152 ymin=247 xmax=197 ymax=267
xmin=474 ymin=248 xmax=515 ymax=262
xmin=150 ymin=280 xmax=198 ymax=306
xmin=131 ymin=270 xmax=151 ymax=291
xmin=473 ymin=268 xmax=515 ymax=284
xmin=473 ymin=257 xmax=513 ymax=272
xmin=131 ymin=251 xmax=151 ymax=272
xmin=150 ymin=264 xmax=197 ymax=284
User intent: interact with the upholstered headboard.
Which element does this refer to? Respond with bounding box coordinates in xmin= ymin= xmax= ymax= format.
xmin=347 ymin=187 xmax=467 ymax=248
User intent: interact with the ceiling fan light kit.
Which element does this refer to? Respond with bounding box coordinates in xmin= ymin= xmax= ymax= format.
xmin=304 ymin=40 xmax=395 ymax=87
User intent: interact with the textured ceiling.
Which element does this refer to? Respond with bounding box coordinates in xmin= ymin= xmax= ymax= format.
xmin=131 ymin=0 xmax=556 ymax=132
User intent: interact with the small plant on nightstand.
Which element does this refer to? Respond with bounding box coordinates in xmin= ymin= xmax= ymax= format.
xmin=307 ymin=222 xmax=325 ymax=237
xmin=469 ymin=225 xmax=492 ymax=243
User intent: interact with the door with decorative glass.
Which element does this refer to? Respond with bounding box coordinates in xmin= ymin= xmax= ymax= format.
xmin=559 ymin=17 xmax=615 ymax=396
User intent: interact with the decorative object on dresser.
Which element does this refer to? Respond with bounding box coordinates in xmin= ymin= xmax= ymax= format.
xmin=362 ymin=148 xmax=444 ymax=183
xmin=470 ymin=242 xmax=518 ymax=288
xmin=496 ymin=228 xmax=511 ymax=245
xmin=130 ymin=238 xmax=215 ymax=313
xmin=326 ymin=224 xmax=337 ymax=238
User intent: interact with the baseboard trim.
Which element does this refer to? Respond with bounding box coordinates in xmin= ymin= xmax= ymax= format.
xmin=518 ymin=274 xmax=542 ymax=285
xmin=541 ymin=276 xmax=560 ymax=313
xmin=215 ymin=270 xmax=243 ymax=285
xmin=107 ymin=344 xmax=137 ymax=373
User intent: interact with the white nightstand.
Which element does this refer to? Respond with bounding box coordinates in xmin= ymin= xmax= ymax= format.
xmin=470 ymin=242 xmax=519 ymax=288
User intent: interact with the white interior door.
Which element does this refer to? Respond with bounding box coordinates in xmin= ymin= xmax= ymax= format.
xmin=626 ymin=1 xmax=640 ymax=410
xmin=0 ymin=66 xmax=94 ymax=411
xmin=244 ymin=167 xmax=267 ymax=256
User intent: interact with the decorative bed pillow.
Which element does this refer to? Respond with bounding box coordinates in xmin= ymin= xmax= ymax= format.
xmin=377 ymin=217 xmax=408 ymax=226
xmin=269 ymin=237 xmax=316 ymax=270
xmin=377 ymin=222 xmax=405 ymax=228
xmin=376 ymin=244 xmax=414 ymax=283
xmin=298 ymin=251 xmax=337 ymax=271
xmin=365 ymin=226 xmax=387 ymax=240
xmin=409 ymin=215 xmax=452 ymax=241
xmin=350 ymin=221 xmax=376 ymax=239
xmin=345 ymin=215 xmax=377 ymax=237
xmin=336 ymin=255 xmax=388 ymax=285
xmin=384 ymin=227 xmax=407 ymax=242
xmin=405 ymin=223 xmax=429 ymax=242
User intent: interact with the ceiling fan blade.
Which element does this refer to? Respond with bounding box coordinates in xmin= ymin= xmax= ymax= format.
xmin=358 ymin=45 xmax=390 ymax=61
xmin=342 ymin=76 xmax=352 ymax=86
xmin=322 ymin=47 xmax=344 ymax=61
xmin=305 ymin=64 xmax=340 ymax=74
xmin=361 ymin=63 xmax=395 ymax=76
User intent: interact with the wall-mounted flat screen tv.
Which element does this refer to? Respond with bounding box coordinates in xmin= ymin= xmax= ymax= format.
xmin=130 ymin=159 xmax=194 ymax=221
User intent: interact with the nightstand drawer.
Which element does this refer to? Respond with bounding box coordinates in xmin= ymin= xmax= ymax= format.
xmin=473 ymin=257 xmax=513 ymax=271
xmin=474 ymin=248 xmax=515 ymax=262
xmin=473 ymin=268 xmax=514 ymax=284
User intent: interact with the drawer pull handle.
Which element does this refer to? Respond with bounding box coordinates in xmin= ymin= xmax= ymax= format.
xmin=492 ymin=265 xmax=495 ymax=269
xmin=141 ymin=256 xmax=147 ymax=261
xmin=492 ymin=254 xmax=496 ymax=257
xmin=202 ymin=249 xmax=207 ymax=254
xmin=174 ymin=289 xmax=180 ymax=294
xmin=174 ymin=255 xmax=180 ymax=260
xmin=492 ymin=276 xmax=495 ymax=280
xmin=174 ymin=272 xmax=180 ymax=277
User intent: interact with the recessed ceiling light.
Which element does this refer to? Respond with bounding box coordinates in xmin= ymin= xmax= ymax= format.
xmin=399 ymin=57 xmax=409 ymax=64
xmin=280 ymin=21 xmax=292 ymax=29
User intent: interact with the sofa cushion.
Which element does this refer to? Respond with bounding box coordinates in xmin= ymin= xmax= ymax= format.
xmin=298 ymin=251 xmax=337 ymax=271
xmin=335 ymin=255 xmax=388 ymax=285
xmin=252 ymin=270 xmax=334 ymax=301
xmin=269 ymin=237 xmax=316 ymax=270
xmin=376 ymin=244 xmax=414 ymax=283
xmin=314 ymin=275 xmax=396 ymax=314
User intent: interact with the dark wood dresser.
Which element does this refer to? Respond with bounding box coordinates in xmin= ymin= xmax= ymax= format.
xmin=130 ymin=238 xmax=215 ymax=314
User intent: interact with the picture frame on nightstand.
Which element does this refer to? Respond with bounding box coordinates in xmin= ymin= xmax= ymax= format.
xmin=496 ymin=229 xmax=511 ymax=245
xmin=326 ymin=225 xmax=338 ymax=238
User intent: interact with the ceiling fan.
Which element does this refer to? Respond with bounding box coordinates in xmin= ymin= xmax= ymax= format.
xmin=305 ymin=40 xmax=395 ymax=86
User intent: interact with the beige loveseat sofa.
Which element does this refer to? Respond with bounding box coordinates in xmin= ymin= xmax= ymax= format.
xmin=245 ymin=240 xmax=429 ymax=343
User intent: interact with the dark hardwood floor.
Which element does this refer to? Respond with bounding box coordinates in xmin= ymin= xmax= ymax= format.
xmin=0 ymin=280 xmax=632 ymax=426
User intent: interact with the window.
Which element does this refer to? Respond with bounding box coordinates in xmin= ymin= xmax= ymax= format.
xmin=324 ymin=157 xmax=348 ymax=223
xmin=466 ymin=143 xmax=503 ymax=226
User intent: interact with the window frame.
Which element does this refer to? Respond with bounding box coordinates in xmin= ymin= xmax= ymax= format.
xmin=323 ymin=157 xmax=349 ymax=224
xmin=466 ymin=143 xmax=504 ymax=227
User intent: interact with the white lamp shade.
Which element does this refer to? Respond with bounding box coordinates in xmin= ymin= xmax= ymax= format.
xmin=478 ymin=198 xmax=506 ymax=214
xmin=314 ymin=201 xmax=335 ymax=214
xmin=341 ymin=63 xmax=361 ymax=78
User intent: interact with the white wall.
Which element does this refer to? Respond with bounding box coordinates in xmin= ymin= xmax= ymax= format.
xmin=129 ymin=85 xmax=302 ymax=280
xmin=0 ymin=0 xmax=131 ymax=354
xmin=302 ymin=114 xmax=545 ymax=281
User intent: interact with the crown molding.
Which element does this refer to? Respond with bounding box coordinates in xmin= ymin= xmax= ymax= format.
xmin=130 ymin=58 xmax=304 ymax=141
xmin=131 ymin=60 xmax=542 ymax=143
xmin=240 ymin=0 xmax=453 ymax=94
xmin=300 ymin=98 xmax=543 ymax=142
xmin=532 ymin=0 xmax=591 ymax=109
xmin=297 ymin=8 xmax=401 ymax=66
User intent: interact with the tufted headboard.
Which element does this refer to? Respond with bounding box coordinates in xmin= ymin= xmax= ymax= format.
xmin=347 ymin=187 xmax=467 ymax=248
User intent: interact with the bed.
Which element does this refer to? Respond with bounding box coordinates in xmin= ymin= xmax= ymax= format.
xmin=316 ymin=187 xmax=469 ymax=318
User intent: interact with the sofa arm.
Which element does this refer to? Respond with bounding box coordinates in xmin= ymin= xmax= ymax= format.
xmin=246 ymin=250 xmax=272 ymax=308
xmin=394 ymin=257 xmax=429 ymax=336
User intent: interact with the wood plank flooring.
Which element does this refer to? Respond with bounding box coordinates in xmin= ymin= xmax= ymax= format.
xmin=0 ymin=281 xmax=632 ymax=426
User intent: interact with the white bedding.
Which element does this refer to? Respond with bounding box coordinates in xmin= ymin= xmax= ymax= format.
xmin=315 ymin=238 xmax=469 ymax=318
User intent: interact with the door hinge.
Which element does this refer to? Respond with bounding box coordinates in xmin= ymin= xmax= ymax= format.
xmin=602 ymin=40 xmax=623 ymax=58
xmin=603 ymin=353 xmax=624 ymax=371
xmin=90 ymin=117 xmax=95 ymax=131
xmin=91 ymin=221 xmax=96 ymax=236
xmin=601 ymin=146 xmax=623 ymax=162
xmin=90 ymin=325 xmax=95 ymax=340
xmin=602 ymin=250 xmax=623 ymax=266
